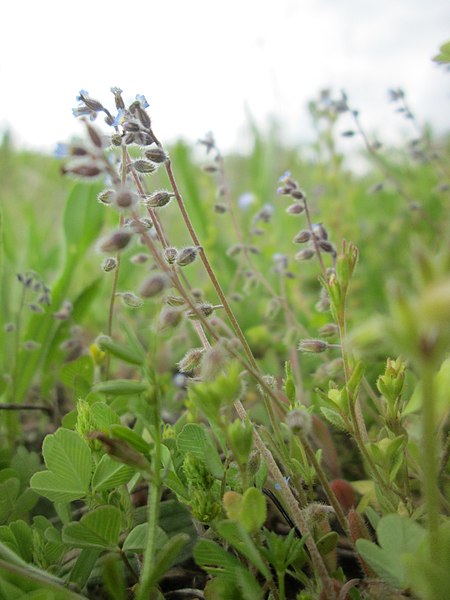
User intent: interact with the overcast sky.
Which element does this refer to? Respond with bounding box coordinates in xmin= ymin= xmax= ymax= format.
xmin=1 ymin=0 xmax=449 ymax=153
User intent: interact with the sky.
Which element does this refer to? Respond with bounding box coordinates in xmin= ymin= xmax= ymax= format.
xmin=1 ymin=0 xmax=449 ymax=154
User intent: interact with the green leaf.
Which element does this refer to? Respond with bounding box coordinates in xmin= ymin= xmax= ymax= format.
xmin=123 ymin=524 xmax=168 ymax=553
xmin=89 ymin=402 xmax=121 ymax=430
xmin=194 ymin=539 xmax=243 ymax=583
xmin=138 ymin=533 xmax=190 ymax=595
xmin=91 ymin=455 xmax=136 ymax=492
xmin=110 ymin=425 xmax=152 ymax=454
xmin=0 ymin=477 xmax=20 ymax=523
xmin=320 ymin=407 xmax=348 ymax=431
xmin=240 ymin=488 xmax=267 ymax=533
xmin=97 ymin=335 xmax=145 ymax=366
xmin=356 ymin=515 xmax=426 ymax=588
xmin=177 ymin=424 xmax=224 ymax=479
xmin=433 ymin=40 xmax=450 ymax=64
xmin=30 ymin=429 xmax=91 ymax=503
xmin=92 ymin=380 xmax=148 ymax=395
xmin=68 ymin=548 xmax=101 ymax=587
xmin=102 ymin=554 xmax=126 ymax=600
xmin=63 ymin=183 xmax=104 ymax=257
xmin=59 ymin=355 xmax=94 ymax=396
xmin=215 ymin=520 xmax=271 ymax=580
xmin=62 ymin=506 xmax=121 ymax=550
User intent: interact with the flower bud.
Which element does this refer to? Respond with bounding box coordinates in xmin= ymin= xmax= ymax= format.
xmin=293 ymin=230 xmax=312 ymax=244
xmin=214 ymin=203 xmax=227 ymax=214
xmin=295 ymin=248 xmax=315 ymax=261
xmin=98 ymin=230 xmax=132 ymax=253
xmin=298 ymin=338 xmax=329 ymax=353
xmin=135 ymin=105 xmax=151 ymax=129
xmin=318 ymin=323 xmax=339 ymax=338
xmin=286 ymin=203 xmax=305 ymax=215
xmin=158 ymin=308 xmax=183 ymax=330
xmin=318 ymin=240 xmax=335 ymax=254
xmin=286 ymin=408 xmax=312 ymax=435
xmin=111 ymin=87 xmax=125 ymax=110
xmin=62 ymin=160 xmax=103 ymax=178
xmin=291 ymin=188 xmax=306 ymax=201
xmin=85 ymin=122 xmax=104 ymax=148
xmin=130 ymin=253 xmax=149 ymax=264
xmin=139 ymin=273 xmax=169 ymax=298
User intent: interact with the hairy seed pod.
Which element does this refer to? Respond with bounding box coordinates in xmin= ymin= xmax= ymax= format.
xmin=144 ymin=190 xmax=174 ymax=208
xmin=139 ymin=274 xmax=168 ymax=298
xmin=286 ymin=203 xmax=305 ymax=215
xmin=135 ymin=106 xmax=151 ymax=129
xmin=130 ymin=253 xmax=149 ymax=264
xmin=295 ymin=248 xmax=315 ymax=261
xmin=132 ymin=160 xmax=156 ymax=174
xmin=144 ymin=146 xmax=167 ymax=163
xmin=186 ymin=302 xmax=217 ymax=320
xmin=102 ymin=257 xmax=118 ymax=272
xmin=85 ymin=122 xmax=104 ymax=148
xmin=318 ymin=240 xmax=335 ymax=254
xmin=110 ymin=133 xmax=123 ymax=147
xmin=177 ymin=348 xmax=205 ymax=373
xmin=122 ymin=120 xmax=141 ymax=133
xmin=62 ymin=161 xmax=103 ymax=178
xmin=159 ymin=308 xmax=183 ymax=329
xmin=298 ymin=338 xmax=329 ymax=353
xmin=164 ymin=247 xmax=178 ymax=264
xmin=97 ymin=189 xmax=115 ymax=205
xmin=166 ymin=295 xmax=186 ymax=307
xmin=312 ymin=223 xmax=328 ymax=240
xmin=318 ymin=323 xmax=339 ymax=338
xmin=176 ymin=247 xmax=198 ymax=267
xmin=214 ymin=203 xmax=227 ymax=214
xmin=293 ymin=230 xmax=312 ymax=244
xmin=98 ymin=230 xmax=132 ymax=253
xmin=116 ymin=292 xmax=144 ymax=308
xmin=291 ymin=188 xmax=306 ymax=201
xmin=114 ymin=188 xmax=138 ymax=210
xmin=286 ymin=408 xmax=312 ymax=435
xmin=81 ymin=94 xmax=103 ymax=112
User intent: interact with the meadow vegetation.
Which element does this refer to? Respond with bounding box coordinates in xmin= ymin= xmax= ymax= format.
xmin=0 ymin=69 xmax=449 ymax=600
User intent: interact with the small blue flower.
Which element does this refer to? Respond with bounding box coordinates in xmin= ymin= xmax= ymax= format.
xmin=76 ymin=89 xmax=89 ymax=102
xmin=113 ymin=109 xmax=125 ymax=127
xmin=238 ymin=192 xmax=254 ymax=210
xmin=135 ymin=94 xmax=149 ymax=109
xmin=274 ymin=476 xmax=290 ymax=491
xmin=278 ymin=170 xmax=291 ymax=182
xmin=54 ymin=143 xmax=68 ymax=158
xmin=72 ymin=106 xmax=92 ymax=118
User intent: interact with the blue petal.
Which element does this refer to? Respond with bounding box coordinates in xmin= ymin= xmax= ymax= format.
xmin=135 ymin=94 xmax=149 ymax=109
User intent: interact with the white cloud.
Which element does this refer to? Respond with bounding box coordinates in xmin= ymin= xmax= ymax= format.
xmin=1 ymin=0 xmax=448 ymax=153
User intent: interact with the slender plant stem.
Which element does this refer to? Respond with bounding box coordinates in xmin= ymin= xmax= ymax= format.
xmin=137 ymin=389 xmax=162 ymax=600
xmin=234 ymin=400 xmax=336 ymax=599
xmin=420 ymin=361 xmax=441 ymax=563
xmin=164 ymin=158 xmax=259 ymax=373
xmin=300 ymin=434 xmax=349 ymax=535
